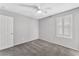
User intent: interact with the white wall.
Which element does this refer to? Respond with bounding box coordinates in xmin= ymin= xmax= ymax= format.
xmin=14 ymin=16 xmax=39 ymax=45
xmin=0 ymin=9 xmax=39 ymax=45
xmin=39 ymin=7 xmax=79 ymax=50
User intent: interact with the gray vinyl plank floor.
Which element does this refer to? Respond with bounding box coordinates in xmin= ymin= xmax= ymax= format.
xmin=0 ymin=39 xmax=79 ymax=56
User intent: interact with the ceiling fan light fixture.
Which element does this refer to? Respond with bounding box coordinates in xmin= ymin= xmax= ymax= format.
xmin=37 ymin=10 xmax=42 ymax=13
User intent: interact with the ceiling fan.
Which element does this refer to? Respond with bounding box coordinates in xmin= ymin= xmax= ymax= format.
xmin=18 ymin=4 xmax=47 ymax=14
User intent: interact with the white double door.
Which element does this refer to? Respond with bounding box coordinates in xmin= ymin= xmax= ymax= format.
xmin=0 ymin=15 xmax=14 ymax=50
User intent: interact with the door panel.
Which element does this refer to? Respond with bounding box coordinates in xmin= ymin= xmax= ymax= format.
xmin=0 ymin=15 xmax=1 ymax=49
xmin=0 ymin=15 xmax=14 ymax=50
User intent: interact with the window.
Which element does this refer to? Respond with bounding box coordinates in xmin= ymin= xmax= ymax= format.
xmin=56 ymin=16 xmax=63 ymax=37
xmin=56 ymin=14 xmax=72 ymax=38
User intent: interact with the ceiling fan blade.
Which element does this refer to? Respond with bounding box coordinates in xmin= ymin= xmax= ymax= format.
xmin=18 ymin=4 xmax=39 ymax=10
xmin=18 ymin=4 xmax=47 ymax=14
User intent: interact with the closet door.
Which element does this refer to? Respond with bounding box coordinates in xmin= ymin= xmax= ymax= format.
xmin=0 ymin=15 xmax=1 ymax=49
xmin=0 ymin=15 xmax=14 ymax=50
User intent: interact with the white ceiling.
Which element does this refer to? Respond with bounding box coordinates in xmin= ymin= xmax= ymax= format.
xmin=0 ymin=3 xmax=79 ymax=19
